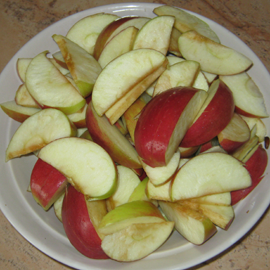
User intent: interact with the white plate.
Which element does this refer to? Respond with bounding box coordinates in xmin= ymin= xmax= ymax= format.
xmin=0 ymin=2 xmax=269 ymax=270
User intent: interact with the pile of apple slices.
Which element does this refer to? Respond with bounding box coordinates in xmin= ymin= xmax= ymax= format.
xmin=1 ymin=5 xmax=269 ymax=262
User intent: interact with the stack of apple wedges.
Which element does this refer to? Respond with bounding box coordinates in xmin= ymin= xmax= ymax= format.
xmin=1 ymin=4 xmax=269 ymax=263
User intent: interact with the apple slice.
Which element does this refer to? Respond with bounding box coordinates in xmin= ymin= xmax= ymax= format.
xmin=93 ymin=16 xmax=150 ymax=60
xmin=0 ymin=100 xmax=41 ymax=123
xmin=101 ymin=221 xmax=174 ymax=262
xmin=25 ymin=51 xmax=86 ymax=114
xmin=133 ymin=15 xmax=175 ymax=55
xmin=5 ymin=108 xmax=77 ymax=161
xmin=153 ymin=60 xmax=200 ymax=96
xmin=30 ymin=158 xmax=68 ymax=211
xmin=153 ymin=5 xmax=220 ymax=43
xmin=106 ymin=165 xmax=141 ymax=211
xmin=38 ymin=137 xmax=117 ymax=200
xmin=170 ymin=152 xmax=252 ymax=201
xmin=180 ymin=79 xmax=235 ymax=147
xmin=218 ymin=113 xmax=251 ymax=154
xmin=98 ymin=26 xmax=138 ymax=69
xmin=134 ymin=86 xmax=208 ymax=167
xmin=140 ymin=151 xmax=180 ymax=186
xmin=178 ymin=145 xmax=199 ymax=158
xmin=178 ymin=30 xmax=253 ymax=75
xmin=202 ymin=71 xmax=217 ymax=84
xmin=98 ymin=201 xmax=166 ymax=235
xmin=92 ymin=48 xmax=167 ymax=116
xmin=168 ymin=27 xmax=182 ymax=56
xmin=54 ymin=192 xmax=65 ymax=222
xmin=104 ymin=59 xmax=168 ymax=125
xmin=66 ymin=13 xmax=119 ymax=55
xmin=86 ymin=102 xmax=142 ymax=169
xmin=231 ymin=144 xmax=268 ymax=205
xmin=16 ymin=58 xmax=32 ymax=82
xmin=53 ymin=34 xmax=102 ymax=97
xmin=52 ymin=51 xmax=68 ymax=69
xmin=220 ymin=72 xmax=269 ymax=118
xmin=15 ymin=84 xmax=40 ymax=108
xmin=62 ymin=185 xmax=109 ymax=259
xmin=67 ymin=103 xmax=87 ymax=128
xmin=146 ymin=178 xmax=171 ymax=202
xmin=159 ymin=201 xmax=217 ymax=245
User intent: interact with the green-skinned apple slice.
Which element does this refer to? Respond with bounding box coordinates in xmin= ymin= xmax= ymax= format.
xmin=133 ymin=15 xmax=175 ymax=55
xmin=5 ymin=108 xmax=77 ymax=161
xmin=153 ymin=5 xmax=220 ymax=43
xmin=220 ymin=72 xmax=268 ymax=118
xmin=101 ymin=221 xmax=174 ymax=262
xmin=38 ymin=137 xmax=117 ymax=200
xmin=178 ymin=30 xmax=252 ymax=75
xmin=1 ymin=100 xmax=41 ymax=123
xmin=53 ymin=34 xmax=102 ymax=97
xmin=159 ymin=201 xmax=217 ymax=245
xmin=98 ymin=200 xmax=166 ymax=235
xmin=106 ymin=165 xmax=141 ymax=211
xmin=92 ymin=48 xmax=167 ymax=116
xmin=66 ymin=13 xmax=119 ymax=55
xmin=170 ymin=152 xmax=252 ymax=201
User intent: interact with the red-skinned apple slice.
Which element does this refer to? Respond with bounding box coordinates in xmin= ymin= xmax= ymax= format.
xmin=106 ymin=165 xmax=141 ymax=211
xmin=218 ymin=113 xmax=250 ymax=154
xmin=54 ymin=192 xmax=65 ymax=222
xmin=231 ymin=144 xmax=268 ymax=205
xmin=92 ymin=48 xmax=167 ymax=116
xmin=25 ymin=51 xmax=86 ymax=115
xmin=178 ymin=30 xmax=253 ymax=75
xmin=5 ymin=108 xmax=77 ymax=161
xmin=159 ymin=201 xmax=217 ymax=245
xmin=153 ymin=5 xmax=220 ymax=43
xmin=180 ymin=79 xmax=235 ymax=147
xmin=98 ymin=200 xmax=166 ymax=235
xmin=220 ymin=72 xmax=269 ymax=118
xmin=53 ymin=34 xmax=102 ymax=97
xmin=133 ymin=15 xmax=175 ymax=55
xmin=93 ymin=16 xmax=150 ymax=60
xmin=170 ymin=152 xmax=252 ymax=201
xmin=62 ymin=185 xmax=109 ymax=259
xmin=134 ymin=86 xmax=208 ymax=167
xmin=66 ymin=13 xmax=119 ymax=55
xmin=86 ymin=102 xmax=142 ymax=169
xmin=98 ymin=26 xmax=138 ymax=69
xmin=101 ymin=221 xmax=174 ymax=262
xmin=38 ymin=137 xmax=117 ymax=200
xmin=0 ymin=100 xmax=41 ymax=123
xmin=15 ymin=84 xmax=40 ymax=108
xmin=30 ymin=158 xmax=68 ymax=211
xmin=178 ymin=145 xmax=199 ymax=158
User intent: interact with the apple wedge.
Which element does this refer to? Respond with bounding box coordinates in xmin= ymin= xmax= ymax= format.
xmin=52 ymin=51 xmax=68 ymax=69
xmin=180 ymin=79 xmax=235 ymax=147
xmin=106 ymin=165 xmax=141 ymax=211
xmin=15 ymin=84 xmax=40 ymax=108
xmin=178 ymin=30 xmax=253 ymax=75
xmin=170 ymin=152 xmax=252 ymax=201
xmin=1 ymin=100 xmax=41 ymax=123
xmin=168 ymin=27 xmax=182 ymax=56
xmin=30 ymin=158 xmax=68 ymax=211
xmin=54 ymin=192 xmax=65 ymax=222
xmin=178 ymin=145 xmax=199 ymax=158
xmin=101 ymin=221 xmax=174 ymax=262
xmin=67 ymin=103 xmax=87 ymax=128
xmin=153 ymin=5 xmax=220 ymax=43
xmin=53 ymin=34 xmax=102 ymax=97
xmin=220 ymin=72 xmax=269 ymax=118
xmin=5 ymin=108 xmax=77 ymax=161
xmin=16 ymin=58 xmax=32 ymax=82
xmin=38 ymin=137 xmax=117 ymax=200
xmin=133 ymin=15 xmax=175 ymax=55
xmin=218 ymin=113 xmax=251 ymax=154
xmin=92 ymin=48 xmax=167 ymax=116
xmin=62 ymin=185 xmax=109 ymax=259
xmin=159 ymin=201 xmax=217 ymax=245
xmin=153 ymin=60 xmax=200 ymax=96
xmin=146 ymin=178 xmax=172 ymax=202
xmin=66 ymin=13 xmax=119 ymax=55
xmin=25 ymin=51 xmax=86 ymax=115
xmin=134 ymin=86 xmax=208 ymax=167
xmin=86 ymin=102 xmax=142 ymax=169
xmin=98 ymin=26 xmax=138 ymax=69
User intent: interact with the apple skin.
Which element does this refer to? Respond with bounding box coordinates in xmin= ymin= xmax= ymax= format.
xmin=30 ymin=158 xmax=68 ymax=211
xmin=231 ymin=145 xmax=268 ymax=205
xmin=180 ymin=80 xmax=235 ymax=147
xmin=134 ymin=86 xmax=202 ymax=167
xmin=62 ymin=185 xmax=109 ymax=259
